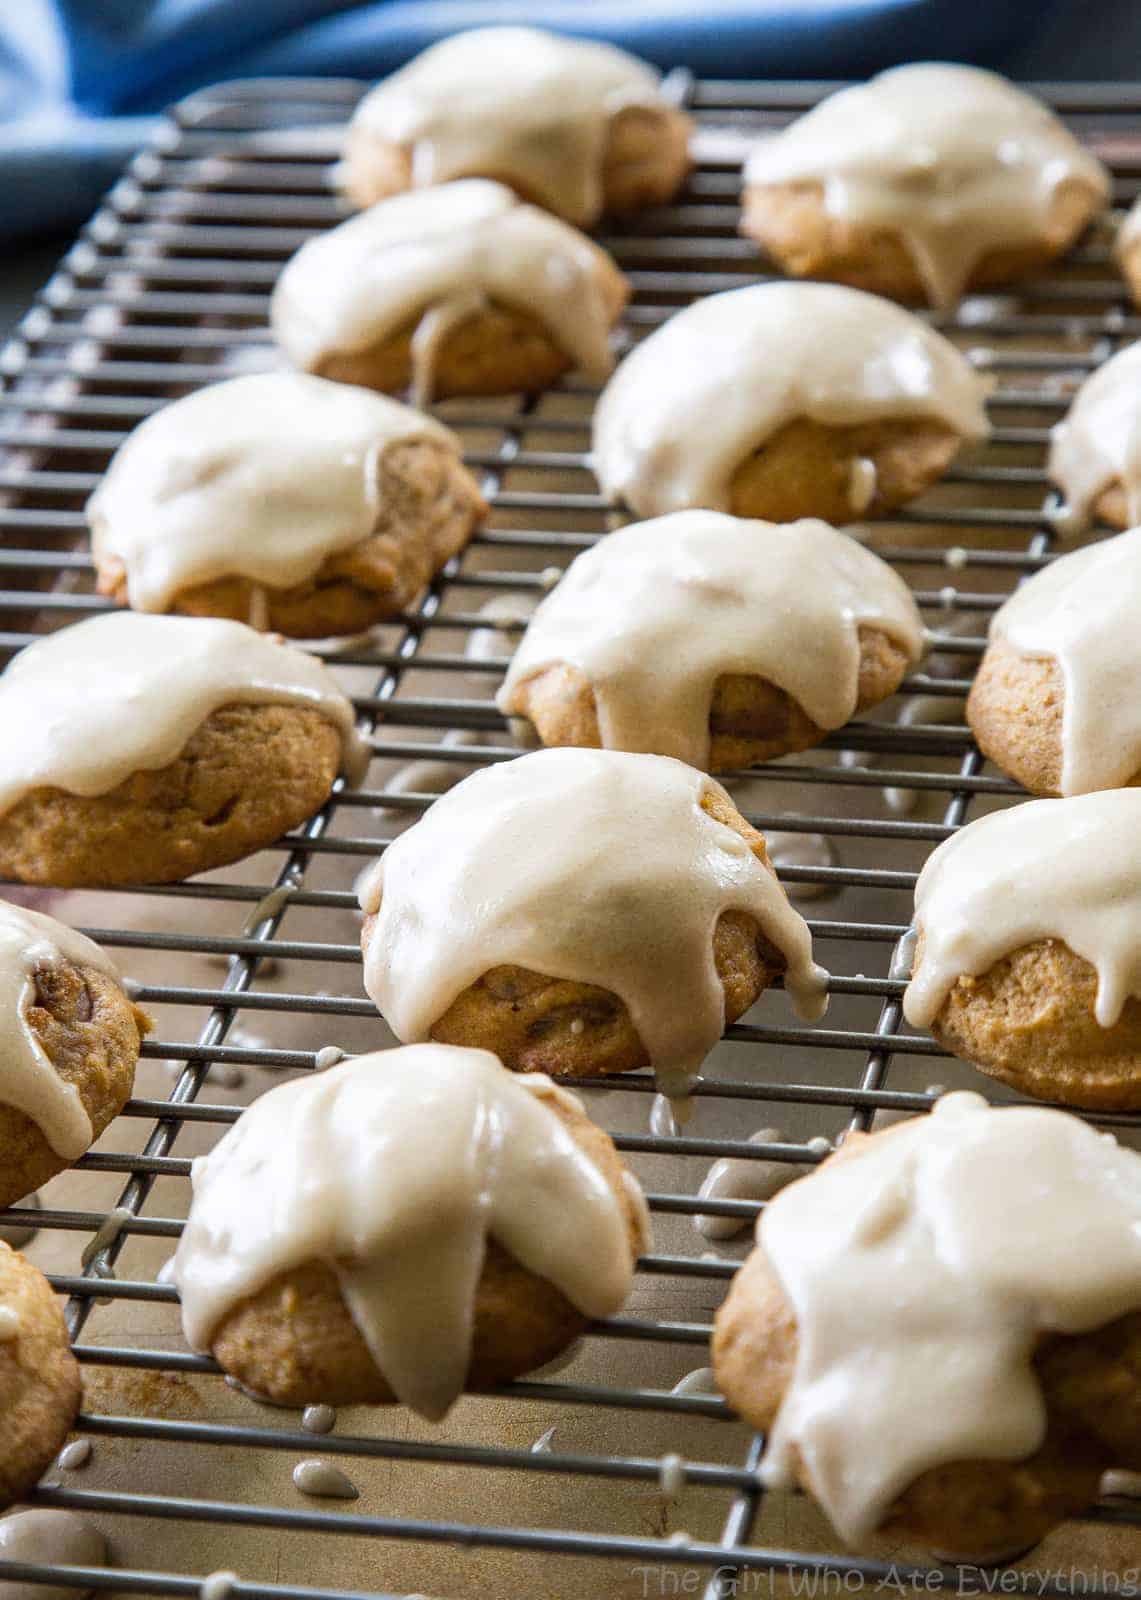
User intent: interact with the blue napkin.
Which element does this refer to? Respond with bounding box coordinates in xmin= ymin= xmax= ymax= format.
xmin=0 ymin=0 xmax=1059 ymax=238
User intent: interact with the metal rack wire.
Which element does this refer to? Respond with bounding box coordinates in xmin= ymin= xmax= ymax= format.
xmin=1 ymin=72 xmax=1140 ymax=1600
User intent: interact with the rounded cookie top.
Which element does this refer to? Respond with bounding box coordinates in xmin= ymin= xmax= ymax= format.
xmin=348 ymin=27 xmax=667 ymax=225
xmin=1048 ymin=339 xmax=1141 ymax=534
xmin=498 ymin=511 xmax=924 ymax=767
xmin=985 ymin=527 xmax=1141 ymax=795
xmin=357 ymin=746 xmax=828 ymax=1099
xmin=88 ymin=374 xmax=460 ymax=616
xmin=172 ymin=1042 xmax=647 ymax=1420
xmin=903 ymin=790 xmax=1141 ymax=1031
xmin=272 ymin=178 xmax=625 ymax=397
xmin=744 ymin=63 xmax=1108 ymax=308
xmin=591 ymin=282 xmax=990 ymax=519
xmin=0 ymin=612 xmax=367 ymax=820
xmin=756 ymin=1090 xmax=1141 ymax=1545
xmin=0 ymin=900 xmax=121 ymax=1161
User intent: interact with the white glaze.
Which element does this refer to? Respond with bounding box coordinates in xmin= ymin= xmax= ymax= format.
xmin=292 ymin=1460 xmax=358 ymax=1500
xmin=592 ymin=283 xmax=989 ymax=517
xmin=759 ymin=1092 xmax=1141 ymax=1545
xmin=0 ymin=612 xmax=367 ymax=816
xmin=302 ymin=1404 xmax=337 ymax=1435
xmin=273 ymin=179 xmax=622 ymax=397
xmin=695 ymin=1128 xmax=807 ymax=1241
xmin=987 ymin=528 xmax=1141 ymax=794
xmin=1048 ymin=341 xmax=1141 ymax=533
xmin=499 ymin=513 xmax=924 ymax=769
xmin=903 ymin=791 xmax=1141 ymax=1031
xmin=671 ymin=1367 xmax=718 ymax=1397
xmin=348 ymin=27 xmax=668 ymax=225
xmin=0 ymin=1511 xmax=106 ymax=1600
xmin=173 ymin=1044 xmax=644 ymax=1421
xmin=745 ymin=64 xmax=1109 ymax=308
xmin=88 ymin=374 xmax=459 ymax=615
xmin=357 ymin=749 xmax=828 ymax=1098
xmin=0 ymin=903 xmax=119 ymax=1159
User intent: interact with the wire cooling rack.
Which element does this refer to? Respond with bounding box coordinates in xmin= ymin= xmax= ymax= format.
xmin=1 ymin=73 xmax=1140 ymax=1600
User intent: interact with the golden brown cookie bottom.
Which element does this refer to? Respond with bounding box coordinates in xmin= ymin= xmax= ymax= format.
xmin=210 ymin=1095 xmax=644 ymax=1406
xmin=724 ymin=415 xmax=964 ymax=525
xmin=503 ymin=624 xmax=912 ymax=770
xmin=341 ymin=104 xmax=693 ymax=223
xmin=0 ymin=1243 xmax=81 ymax=1509
xmin=361 ymin=782 xmax=792 ymax=1077
xmin=712 ymin=1136 xmax=1141 ymax=1559
xmin=741 ymin=177 xmax=1103 ymax=306
xmin=921 ymin=932 xmax=1141 ymax=1110
xmin=0 ymin=961 xmax=149 ymax=1209
xmin=0 ymin=703 xmax=343 ymax=887
xmin=96 ymin=440 xmax=487 ymax=637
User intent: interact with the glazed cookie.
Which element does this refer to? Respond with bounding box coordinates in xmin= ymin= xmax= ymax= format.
xmin=713 ymin=1091 xmax=1141 ymax=1560
xmin=591 ymin=282 xmax=989 ymax=521
xmin=89 ymin=374 xmax=486 ymax=635
xmin=0 ymin=901 xmax=149 ymax=1207
xmin=0 ymin=1241 xmax=82 ymax=1508
xmin=358 ymin=747 xmax=828 ymax=1100
xmin=1117 ymin=199 xmax=1141 ymax=309
xmin=498 ymin=512 xmax=924 ymax=769
xmin=903 ymin=791 xmax=1141 ymax=1108
xmin=1048 ymin=339 xmax=1141 ymax=534
xmin=0 ymin=613 xmax=367 ymax=887
xmin=173 ymin=1044 xmax=649 ymax=1417
xmin=742 ymin=64 xmax=1108 ymax=309
xmin=342 ymin=27 xmax=691 ymax=225
xmin=968 ymin=529 xmax=1141 ymax=796
xmin=272 ymin=180 xmax=629 ymax=403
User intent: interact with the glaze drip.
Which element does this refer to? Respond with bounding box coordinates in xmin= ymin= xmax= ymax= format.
xmin=591 ymin=283 xmax=989 ymax=518
xmin=1048 ymin=341 xmax=1141 ymax=533
xmin=744 ymin=64 xmax=1109 ymax=308
xmin=357 ymin=748 xmax=828 ymax=1098
xmin=173 ymin=1044 xmax=645 ymax=1421
xmin=498 ymin=513 xmax=924 ymax=768
xmin=903 ymin=791 xmax=1141 ymax=1030
xmin=760 ymin=1094 xmax=1141 ymax=1543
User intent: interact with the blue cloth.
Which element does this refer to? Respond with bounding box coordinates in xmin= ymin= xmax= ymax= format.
xmin=0 ymin=0 xmax=1064 ymax=238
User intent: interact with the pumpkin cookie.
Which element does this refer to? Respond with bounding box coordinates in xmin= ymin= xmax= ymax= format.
xmin=172 ymin=1044 xmax=649 ymax=1417
xmin=713 ymin=1092 xmax=1141 ymax=1560
xmin=592 ymin=282 xmax=989 ymax=521
xmin=1117 ymin=199 xmax=1141 ymax=310
xmin=0 ymin=613 xmax=367 ymax=887
xmin=1048 ymin=339 xmax=1141 ymax=534
xmin=969 ymin=530 xmax=1141 ymax=796
xmin=272 ymin=180 xmax=628 ymax=403
xmin=342 ymin=27 xmax=691 ymax=225
xmin=0 ymin=901 xmax=148 ymax=1208
xmin=89 ymin=374 xmax=486 ymax=635
xmin=742 ymin=64 xmax=1108 ymax=309
xmin=358 ymin=747 xmax=828 ymax=1100
xmin=498 ymin=512 xmax=924 ymax=769
xmin=903 ymin=792 xmax=1141 ymax=1108
xmin=0 ymin=1242 xmax=82 ymax=1509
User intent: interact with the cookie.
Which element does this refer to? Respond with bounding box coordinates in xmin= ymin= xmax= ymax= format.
xmin=0 ymin=614 xmax=367 ymax=887
xmin=498 ymin=512 xmax=924 ymax=769
xmin=903 ymin=792 xmax=1141 ymax=1108
xmin=90 ymin=374 xmax=486 ymax=635
xmin=713 ymin=1093 xmax=1141 ymax=1560
xmin=272 ymin=180 xmax=629 ymax=403
xmin=0 ymin=1242 xmax=82 ymax=1509
xmin=968 ymin=530 xmax=1141 ymax=796
xmin=342 ymin=27 xmax=691 ymax=226
xmin=0 ymin=901 xmax=149 ymax=1208
xmin=592 ymin=282 xmax=989 ymax=521
xmin=1117 ymin=200 xmax=1141 ymax=312
xmin=358 ymin=747 xmax=828 ymax=1100
xmin=742 ymin=64 xmax=1108 ymax=309
xmin=1048 ymin=339 xmax=1141 ymax=534
xmin=172 ymin=1045 xmax=649 ymax=1416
